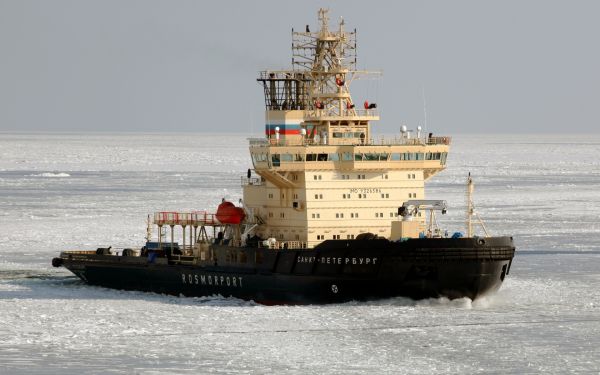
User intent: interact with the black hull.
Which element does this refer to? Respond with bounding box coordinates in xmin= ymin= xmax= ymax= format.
xmin=54 ymin=237 xmax=515 ymax=304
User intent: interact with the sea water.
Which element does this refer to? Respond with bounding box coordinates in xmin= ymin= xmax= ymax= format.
xmin=0 ymin=133 xmax=599 ymax=374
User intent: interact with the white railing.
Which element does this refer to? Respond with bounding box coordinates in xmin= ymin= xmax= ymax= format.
xmin=249 ymin=136 xmax=451 ymax=148
xmin=241 ymin=177 xmax=263 ymax=186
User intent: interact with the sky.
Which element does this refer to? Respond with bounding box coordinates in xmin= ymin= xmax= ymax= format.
xmin=0 ymin=0 xmax=598 ymax=134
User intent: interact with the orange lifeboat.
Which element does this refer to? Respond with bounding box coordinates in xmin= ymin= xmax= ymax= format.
xmin=215 ymin=201 xmax=246 ymax=224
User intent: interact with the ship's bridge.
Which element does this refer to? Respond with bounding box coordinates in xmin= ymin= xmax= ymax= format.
xmin=247 ymin=134 xmax=450 ymax=187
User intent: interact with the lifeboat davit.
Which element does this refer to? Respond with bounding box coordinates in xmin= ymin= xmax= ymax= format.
xmin=215 ymin=201 xmax=246 ymax=224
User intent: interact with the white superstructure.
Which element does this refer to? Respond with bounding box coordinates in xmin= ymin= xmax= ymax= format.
xmin=243 ymin=9 xmax=450 ymax=248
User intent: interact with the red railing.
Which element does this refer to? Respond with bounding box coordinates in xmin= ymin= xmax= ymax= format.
xmin=154 ymin=211 xmax=218 ymax=226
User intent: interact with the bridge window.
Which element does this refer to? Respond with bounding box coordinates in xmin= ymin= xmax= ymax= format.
xmin=281 ymin=154 xmax=293 ymax=162
xmin=253 ymin=153 xmax=268 ymax=163
xmin=342 ymin=152 xmax=353 ymax=161
xmin=329 ymin=153 xmax=340 ymax=161
xmin=271 ymin=154 xmax=280 ymax=167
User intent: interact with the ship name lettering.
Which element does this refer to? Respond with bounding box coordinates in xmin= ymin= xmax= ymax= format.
xmin=296 ymin=256 xmax=316 ymax=264
xmin=181 ymin=273 xmax=243 ymax=288
xmin=344 ymin=257 xmax=377 ymax=265
xmin=297 ymin=256 xmax=378 ymax=266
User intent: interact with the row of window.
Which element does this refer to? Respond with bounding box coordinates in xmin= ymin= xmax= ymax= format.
xmin=268 ymin=193 xmax=300 ymax=199
xmin=292 ymin=211 xmax=424 ymax=220
xmin=315 ymin=234 xmax=357 ymax=240
xmin=311 ymin=173 xmax=418 ymax=181
xmin=256 ymin=152 xmax=448 ymax=165
xmin=315 ymin=193 xmax=415 ymax=200
xmin=262 ymin=233 xmax=369 ymax=241
xmin=268 ymin=212 xmax=288 ymax=218
xmin=269 ymin=192 xmax=415 ymax=204
xmin=316 ymin=173 xmax=417 ymax=180
xmin=309 ymin=212 xmax=414 ymax=219
xmin=316 ymin=234 xmax=363 ymax=240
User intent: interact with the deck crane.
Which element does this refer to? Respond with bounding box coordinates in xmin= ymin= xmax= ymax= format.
xmin=398 ymin=200 xmax=448 ymax=238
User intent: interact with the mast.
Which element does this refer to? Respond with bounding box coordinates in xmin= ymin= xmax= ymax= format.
xmin=466 ymin=173 xmax=490 ymax=238
xmin=466 ymin=173 xmax=474 ymax=237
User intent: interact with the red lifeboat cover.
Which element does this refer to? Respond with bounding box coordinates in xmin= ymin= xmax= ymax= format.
xmin=215 ymin=201 xmax=246 ymax=224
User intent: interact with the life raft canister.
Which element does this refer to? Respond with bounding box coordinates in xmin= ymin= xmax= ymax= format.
xmin=315 ymin=100 xmax=323 ymax=109
xmin=215 ymin=201 xmax=246 ymax=225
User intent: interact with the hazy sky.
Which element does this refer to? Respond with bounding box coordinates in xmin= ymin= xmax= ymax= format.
xmin=1 ymin=0 xmax=598 ymax=134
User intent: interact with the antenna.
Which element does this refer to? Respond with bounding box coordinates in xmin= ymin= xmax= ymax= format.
xmin=421 ymin=85 xmax=428 ymax=135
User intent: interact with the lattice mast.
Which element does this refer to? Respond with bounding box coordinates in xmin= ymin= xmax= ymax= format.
xmin=257 ymin=9 xmax=376 ymax=119
xmin=291 ymin=8 xmax=359 ymax=118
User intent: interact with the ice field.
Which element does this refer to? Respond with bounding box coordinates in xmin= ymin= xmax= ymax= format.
xmin=1 ymin=133 xmax=599 ymax=374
